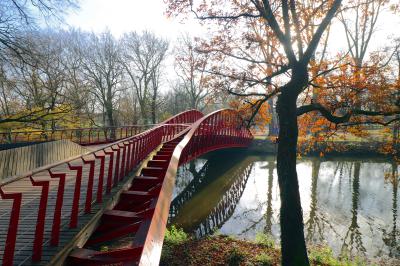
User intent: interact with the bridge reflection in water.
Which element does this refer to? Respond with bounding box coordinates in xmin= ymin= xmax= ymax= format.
xmin=170 ymin=153 xmax=400 ymax=260
xmin=170 ymin=149 xmax=254 ymax=237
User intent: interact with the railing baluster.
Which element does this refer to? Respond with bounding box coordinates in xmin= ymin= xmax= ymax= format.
xmin=111 ymin=146 xmax=121 ymax=186
xmin=104 ymin=149 xmax=115 ymax=192
xmin=81 ymin=156 xmax=96 ymax=213
xmin=119 ymin=143 xmax=126 ymax=180
xmin=47 ymin=170 xmax=66 ymax=246
xmin=126 ymin=141 xmax=132 ymax=173
xmin=0 ymin=188 xmax=22 ymax=266
xmin=94 ymin=152 xmax=106 ymax=203
xmin=68 ymin=163 xmax=83 ymax=228
xmin=30 ymin=176 xmax=50 ymax=262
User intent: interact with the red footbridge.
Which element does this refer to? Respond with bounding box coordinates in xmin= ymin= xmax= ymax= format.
xmin=0 ymin=109 xmax=253 ymax=266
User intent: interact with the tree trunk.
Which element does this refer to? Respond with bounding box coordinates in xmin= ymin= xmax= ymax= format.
xmin=276 ymin=89 xmax=309 ymax=266
xmin=105 ymin=100 xmax=115 ymax=139
xmin=268 ymin=98 xmax=278 ymax=136
xmin=151 ymin=94 xmax=157 ymax=124
xmin=139 ymin=100 xmax=148 ymax=125
xmin=264 ymin=160 xmax=275 ymax=234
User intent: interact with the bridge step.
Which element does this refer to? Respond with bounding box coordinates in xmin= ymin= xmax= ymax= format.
xmin=102 ymin=209 xmax=154 ymax=223
xmin=153 ymin=155 xmax=171 ymax=161
xmin=163 ymin=143 xmax=178 ymax=148
xmin=160 ymin=147 xmax=175 ymax=151
xmin=131 ymin=175 xmax=161 ymax=190
xmin=86 ymin=221 xmax=142 ymax=246
xmin=67 ymin=247 xmax=142 ymax=265
xmin=120 ymin=190 xmax=156 ymax=203
xmin=147 ymin=159 xmax=169 ymax=168
xmin=113 ymin=199 xmax=153 ymax=213
xmin=156 ymin=150 xmax=173 ymax=156
xmin=127 ymin=184 xmax=162 ymax=196
xmin=140 ymin=167 xmax=166 ymax=177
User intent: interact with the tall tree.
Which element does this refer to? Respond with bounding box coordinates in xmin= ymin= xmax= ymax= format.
xmin=61 ymin=29 xmax=94 ymax=127
xmin=0 ymin=0 xmax=78 ymax=127
xmin=174 ymin=34 xmax=209 ymax=110
xmin=81 ymin=31 xmax=124 ymax=129
xmin=121 ymin=31 xmax=168 ymax=124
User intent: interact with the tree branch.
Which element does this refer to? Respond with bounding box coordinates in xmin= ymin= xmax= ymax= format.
xmin=303 ymin=0 xmax=343 ymax=64
xmin=297 ymin=102 xmax=400 ymax=125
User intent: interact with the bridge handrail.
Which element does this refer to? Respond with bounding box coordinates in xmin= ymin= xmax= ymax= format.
xmin=0 ymin=123 xmax=196 ymax=146
xmin=0 ymin=124 xmax=190 ymax=134
xmin=161 ymin=109 xmax=203 ymax=125
xmin=0 ymin=109 xmax=202 ymax=137
xmin=135 ymin=109 xmax=253 ymax=265
xmin=0 ymin=109 xmax=203 ymax=266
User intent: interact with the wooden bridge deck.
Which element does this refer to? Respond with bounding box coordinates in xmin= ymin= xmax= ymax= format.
xmin=0 ymin=151 xmax=131 ymax=265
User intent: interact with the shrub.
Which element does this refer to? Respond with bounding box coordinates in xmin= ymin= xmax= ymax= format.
xmin=255 ymin=253 xmax=273 ymax=266
xmin=209 ymin=242 xmax=219 ymax=252
xmin=226 ymin=247 xmax=246 ymax=266
xmin=164 ymin=225 xmax=188 ymax=246
xmin=161 ymin=226 xmax=189 ymax=265
xmin=309 ymin=246 xmax=369 ymax=266
xmin=254 ymin=232 xmax=274 ymax=248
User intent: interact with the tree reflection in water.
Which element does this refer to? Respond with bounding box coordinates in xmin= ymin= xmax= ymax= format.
xmin=305 ymin=159 xmax=342 ymax=247
xmin=171 ymin=153 xmax=400 ymax=259
xmin=264 ymin=160 xmax=275 ymax=235
xmin=382 ymin=162 xmax=400 ymax=258
xmin=341 ymin=162 xmax=367 ymax=257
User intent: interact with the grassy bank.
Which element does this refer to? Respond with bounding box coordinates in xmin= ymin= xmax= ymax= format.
xmin=160 ymin=226 xmax=375 ymax=266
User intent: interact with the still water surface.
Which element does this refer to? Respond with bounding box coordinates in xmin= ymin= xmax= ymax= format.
xmin=169 ymin=149 xmax=400 ymax=259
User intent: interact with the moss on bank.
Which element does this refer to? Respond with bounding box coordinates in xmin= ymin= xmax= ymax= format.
xmin=160 ymin=227 xmax=374 ymax=266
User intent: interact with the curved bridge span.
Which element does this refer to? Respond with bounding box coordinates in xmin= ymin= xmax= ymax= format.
xmin=0 ymin=109 xmax=252 ymax=266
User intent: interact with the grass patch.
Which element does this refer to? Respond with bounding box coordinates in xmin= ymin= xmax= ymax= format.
xmin=309 ymin=246 xmax=370 ymax=266
xmin=255 ymin=232 xmax=275 ymax=248
xmin=255 ymin=253 xmax=273 ymax=266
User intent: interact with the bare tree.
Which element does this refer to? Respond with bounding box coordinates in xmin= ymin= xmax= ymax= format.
xmin=60 ymin=29 xmax=94 ymax=126
xmin=0 ymin=0 xmax=77 ymax=60
xmin=0 ymin=1 xmax=77 ymax=127
xmin=81 ymin=31 xmax=124 ymax=129
xmin=174 ymin=34 xmax=209 ymax=110
xmin=339 ymin=0 xmax=387 ymax=68
xmin=4 ymin=30 xmax=72 ymax=131
xmin=121 ymin=31 xmax=168 ymax=124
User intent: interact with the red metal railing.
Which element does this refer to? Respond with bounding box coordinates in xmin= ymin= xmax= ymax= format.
xmin=0 ymin=110 xmax=203 ymax=146
xmin=0 ymin=110 xmax=202 ymax=266
xmin=65 ymin=109 xmax=253 ymax=266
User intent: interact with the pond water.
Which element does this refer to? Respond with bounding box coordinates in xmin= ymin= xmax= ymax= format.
xmin=169 ymin=149 xmax=400 ymax=260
